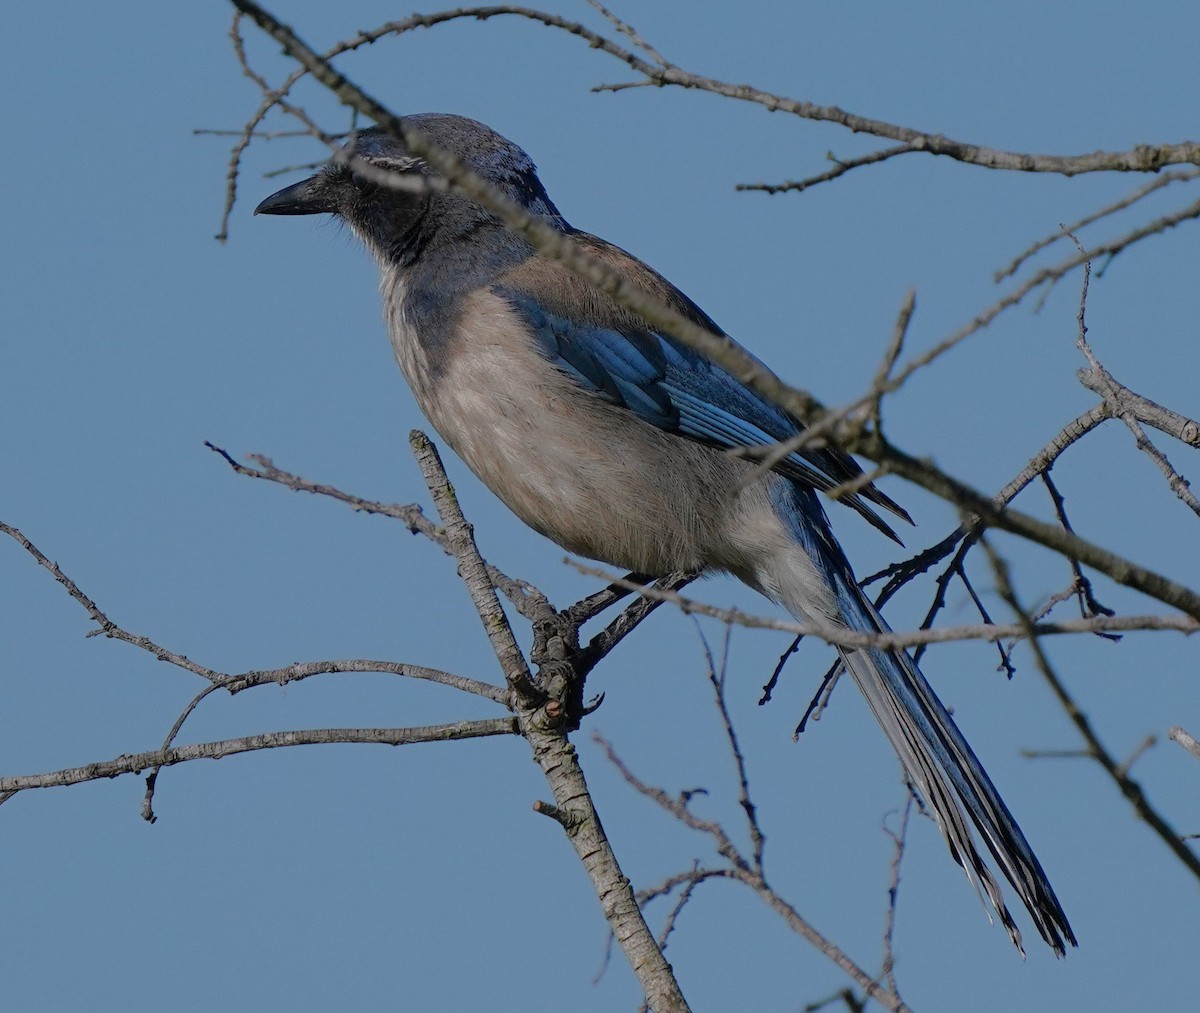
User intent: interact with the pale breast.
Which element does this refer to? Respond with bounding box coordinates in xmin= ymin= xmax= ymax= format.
xmin=383 ymin=284 xmax=817 ymax=585
xmin=382 ymin=270 xmax=431 ymax=395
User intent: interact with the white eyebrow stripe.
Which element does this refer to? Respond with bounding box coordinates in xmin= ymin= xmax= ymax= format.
xmin=372 ymin=155 xmax=424 ymax=172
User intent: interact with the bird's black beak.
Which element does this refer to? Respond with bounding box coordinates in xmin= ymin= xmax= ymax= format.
xmin=254 ymin=175 xmax=336 ymax=216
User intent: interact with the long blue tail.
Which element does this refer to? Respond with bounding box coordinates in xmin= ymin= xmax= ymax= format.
xmin=777 ymin=490 xmax=1076 ymax=955
xmin=831 ymin=564 xmax=1076 ymax=956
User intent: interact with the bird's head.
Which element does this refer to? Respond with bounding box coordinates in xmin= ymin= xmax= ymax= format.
xmin=255 ymin=113 xmax=565 ymax=261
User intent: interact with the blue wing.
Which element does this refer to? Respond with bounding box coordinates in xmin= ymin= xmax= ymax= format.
xmin=498 ymin=284 xmax=910 ymax=541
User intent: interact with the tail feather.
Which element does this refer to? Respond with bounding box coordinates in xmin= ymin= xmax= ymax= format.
xmin=830 ymin=569 xmax=1076 ymax=956
xmin=755 ymin=480 xmax=1074 ymax=953
xmin=763 ymin=479 xmax=1076 ymax=955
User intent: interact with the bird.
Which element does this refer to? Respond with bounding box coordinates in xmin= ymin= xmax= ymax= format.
xmin=255 ymin=112 xmax=1075 ymax=956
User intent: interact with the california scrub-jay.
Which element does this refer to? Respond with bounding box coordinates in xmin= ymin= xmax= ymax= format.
xmin=256 ymin=113 xmax=1074 ymax=956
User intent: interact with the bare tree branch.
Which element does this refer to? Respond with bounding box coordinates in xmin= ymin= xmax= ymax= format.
xmin=3 ymin=518 xmax=512 ymax=706
xmin=527 ymin=729 xmax=691 ymax=1011
xmin=581 ymin=571 xmax=698 ymax=669
xmin=866 ymin=248 xmax=1195 ymax=636
xmin=1 ymin=520 xmax=223 ymax=682
xmin=596 ymin=733 xmax=911 ymax=1013
xmin=1076 ymin=370 xmax=1200 ymax=449
xmin=997 ymin=168 xmax=1200 ymax=280
xmin=980 ymin=536 xmax=1200 ymax=883
xmin=568 ymin=561 xmax=1198 ymax=646
xmin=409 ymin=431 xmax=542 ymax=706
xmin=253 ymin=5 xmax=1199 ymax=177
xmin=1067 ymin=236 xmax=1200 ymax=519
xmin=0 ymin=720 xmax=518 ymax=798
xmin=5 ymin=443 xmax=695 ymax=1009
xmin=205 ymin=442 xmax=549 ymax=617
xmin=1076 ymin=364 xmax=1200 ymax=518
xmin=235 ymin=658 xmax=506 ymax=702
xmin=407 ymin=432 xmax=692 ymax=1010
xmin=1169 ymin=727 xmax=1200 ymax=762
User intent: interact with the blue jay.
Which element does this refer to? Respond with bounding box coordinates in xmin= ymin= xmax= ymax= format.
xmin=256 ymin=113 xmax=1074 ymax=956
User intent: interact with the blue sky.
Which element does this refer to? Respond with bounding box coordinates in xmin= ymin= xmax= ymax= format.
xmin=2 ymin=2 xmax=1198 ymax=1010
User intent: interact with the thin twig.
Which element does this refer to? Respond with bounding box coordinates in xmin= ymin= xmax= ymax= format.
xmin=980 ymin=535 xmax=1200 ymax=883
xmin=584 ymin=0 xmax=669 ymax=66
xmin=1039 ymin=471 xmax=1117 ymax=631
xmin=1116 ymin=735 xmax=1158 ymax=779
xmin=595 ymin=733 xmax=909 ymax=1012
xmin=1 ymin=521 xmax=223 ymax=682
xmin=581 ymin=572 xmax=697 ymax=669
xmin=636 ymin=866 xmax=736 ymax=907
xmin=655 ymin=862 xmax=703 ymax=952
xmin=143 ymin=683 xmax=224 ymax=822
xmin=206 ymin=442 xmax=548 ymax=618
xmin=693 ymin=620 xmax=767 ymax=871
xmin=997 ymin=168 xmax=1200 ymax=281
xmin=881 ymin=797 xmax=914 ymax=999
xmin=195 ymin=127 xmax=321 ymax=139
xmin=737 ymin=144 xmax=915 ymax=196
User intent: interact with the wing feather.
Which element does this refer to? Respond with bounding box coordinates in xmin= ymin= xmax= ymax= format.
xmin=494 ymin=236 xmax=912 ymax=540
